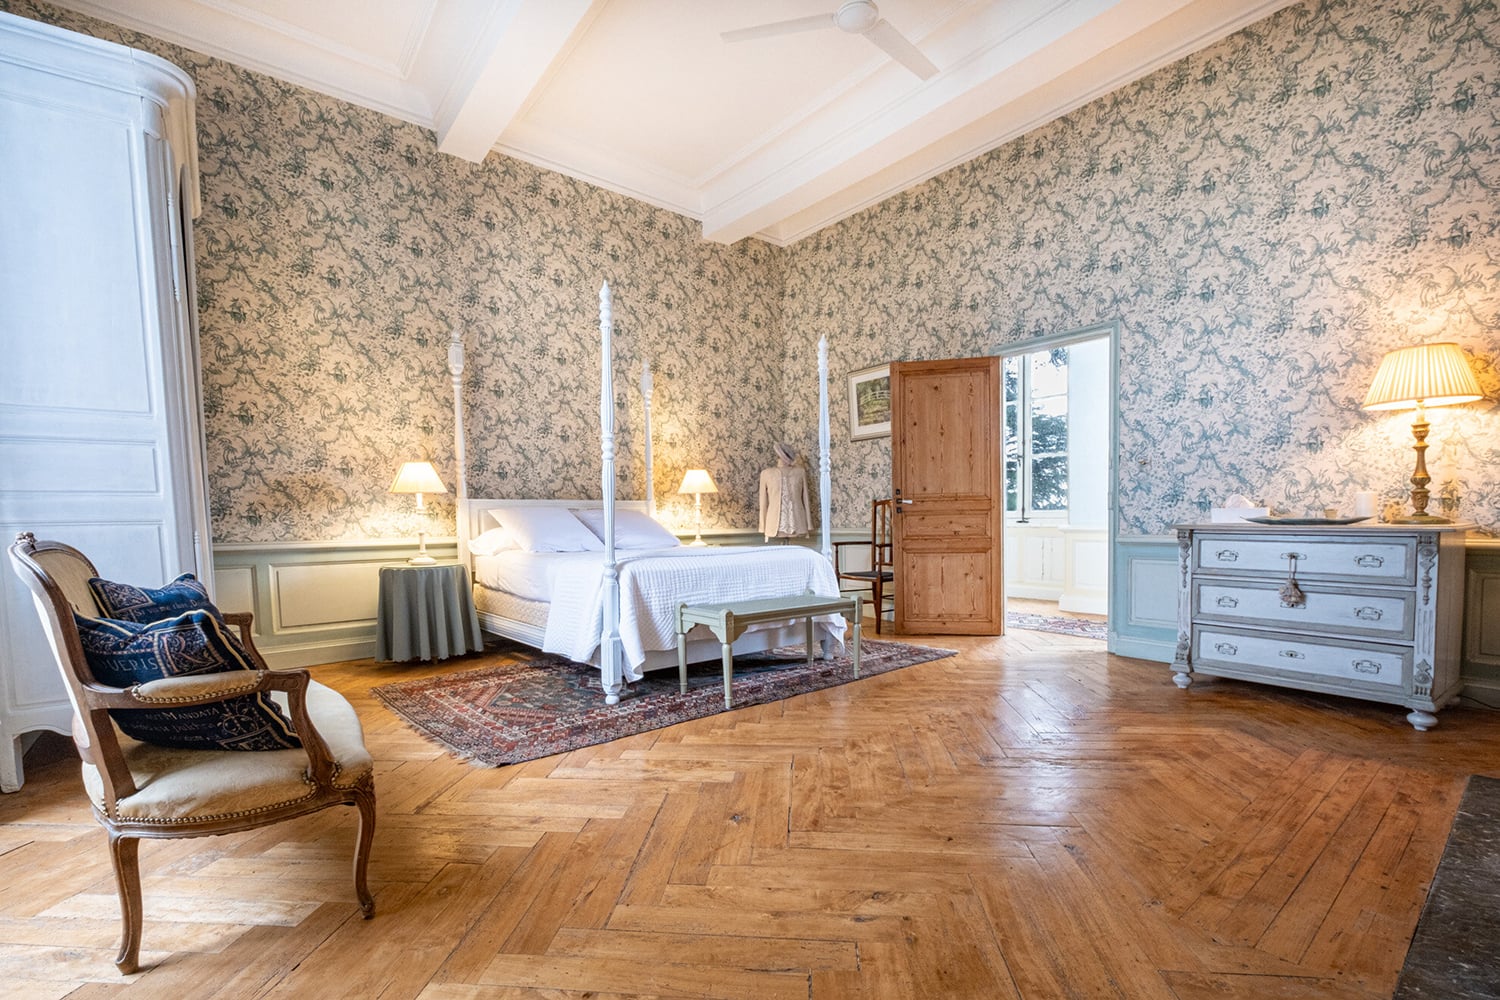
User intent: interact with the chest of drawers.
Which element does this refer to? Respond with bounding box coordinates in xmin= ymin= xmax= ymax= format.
xmin=1172 ymin=523 xmax=1470 ymax=730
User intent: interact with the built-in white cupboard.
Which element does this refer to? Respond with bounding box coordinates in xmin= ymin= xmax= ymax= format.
xmin=0 ymin=13 xmax=211 ymax=790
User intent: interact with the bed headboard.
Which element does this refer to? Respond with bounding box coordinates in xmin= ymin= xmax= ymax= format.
xmin=462 ymin=499 xmax=650 ymax=554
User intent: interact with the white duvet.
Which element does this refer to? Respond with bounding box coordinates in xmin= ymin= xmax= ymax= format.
xmin=484 ymin=545 xmax=845 ymax=678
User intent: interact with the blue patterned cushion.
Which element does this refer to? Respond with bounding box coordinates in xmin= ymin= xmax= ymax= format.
xmin=73 ymin=611 xmax=300 ymax=751
xmin=88 ymin=573 xmax=223 ymax=624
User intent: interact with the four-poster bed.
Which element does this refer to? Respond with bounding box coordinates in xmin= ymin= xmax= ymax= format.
xmin=448 ymin=283 xmax=842 ymax=704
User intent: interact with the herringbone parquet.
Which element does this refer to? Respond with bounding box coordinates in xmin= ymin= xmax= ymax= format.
xmin=2 ymin=628 xmax=1497 ymax=999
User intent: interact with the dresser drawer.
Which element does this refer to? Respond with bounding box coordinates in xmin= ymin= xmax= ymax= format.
xmin=1192 ymin=533 xmax=1415 ymax=584
xmin=1193 ymin=625 xmax=1408 ymax=690
xmin=1193 ymin=580 xmax=1415 ymax=641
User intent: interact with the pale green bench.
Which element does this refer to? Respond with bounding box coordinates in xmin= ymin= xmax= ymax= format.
xmin=675 ymin=592 xmax=862 ymax=709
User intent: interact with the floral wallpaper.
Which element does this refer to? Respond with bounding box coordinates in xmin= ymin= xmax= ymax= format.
xmin=7 ymin=0 xmax=1498 ymax=545
xmin=4 ymin=0 xmax=787 ymax=543
xmin=781 ymin=0 xmax=1500 ymax=536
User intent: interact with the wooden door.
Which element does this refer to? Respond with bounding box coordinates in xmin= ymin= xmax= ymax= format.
xmin=891 ymin=357 xmax=1003 ymax=635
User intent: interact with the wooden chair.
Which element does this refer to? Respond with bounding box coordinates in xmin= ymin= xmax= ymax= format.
xmin=7 ymin=532 xmax=376 ymax=974
xmin=833 ymin=498 xmax=895 ymax=633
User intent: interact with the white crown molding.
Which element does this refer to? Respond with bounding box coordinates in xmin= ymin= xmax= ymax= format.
xmin=45 ymin=0 xmax=436 ymax=126
xmin=41 ymin=0 xmax=1303 ymax=248
xmin=756 ymin=0 xmax=1301 ymax=245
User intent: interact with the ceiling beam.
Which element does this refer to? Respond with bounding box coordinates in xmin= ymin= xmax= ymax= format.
xmin=434 ymin=0 xmax=595 ymax=163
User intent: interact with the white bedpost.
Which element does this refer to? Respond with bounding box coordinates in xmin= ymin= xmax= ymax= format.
xmin=817 ymin=335 xmax=832 ymax=564
xmin=449 ymin=330 xmax=469 ymax=573
xmin=640 ymin=359 xmax=655 ymax=519
xmin=599 ymin=283 xmax=624 ymax=704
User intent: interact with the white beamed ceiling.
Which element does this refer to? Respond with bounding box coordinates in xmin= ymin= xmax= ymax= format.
xmin=51 ymin=0 xmax=1297 ymax=245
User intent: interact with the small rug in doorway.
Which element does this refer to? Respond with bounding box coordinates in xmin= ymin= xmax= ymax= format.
xmin=372 ymin=639 xmax=956 ymax=767
xmin=1007 ymin=611 xmax=1106 ymax=641
xmin=1394 ymin=774 xmax=1500 ymax=999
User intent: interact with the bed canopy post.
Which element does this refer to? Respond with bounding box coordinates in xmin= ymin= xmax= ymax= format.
xmin=599 ymin=282 xmax=624 ymax=704
xmin=817 ymin=335 xmax=832 ymax=564
xmin=448 ymin=329 xmax=469 ymax=565
xmin=640 ymin=360 xmax=655 ymax=519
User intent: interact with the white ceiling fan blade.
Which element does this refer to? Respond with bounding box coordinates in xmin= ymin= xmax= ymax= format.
xmin=722 ymin=13 xmax=835 ymax=43
xmin=863 ymin=18 xmax=938 ymax=79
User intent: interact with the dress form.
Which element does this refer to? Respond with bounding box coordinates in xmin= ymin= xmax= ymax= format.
xmin=759 ymin=443 xmax=812 ymax=541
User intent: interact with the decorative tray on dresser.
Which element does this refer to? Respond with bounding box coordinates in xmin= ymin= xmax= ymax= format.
xmin=1172 ymin=521 xmax=1471 ymax=730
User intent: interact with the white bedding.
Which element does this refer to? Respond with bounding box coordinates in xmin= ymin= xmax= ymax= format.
xmin=476 ymin=545 xmax=845 ymax=679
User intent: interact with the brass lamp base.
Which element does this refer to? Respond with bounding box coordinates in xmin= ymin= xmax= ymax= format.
xmin=1394 ymin=409 xmax=1451 ymax=524
xmin=1388 ymin=513 xmax=1452 ymax=524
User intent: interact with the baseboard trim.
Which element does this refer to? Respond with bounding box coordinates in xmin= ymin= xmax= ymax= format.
xmin=1109 ymin=633 xmax=1174 ymax=663
xmin=263 ymin=637 xmax=375 ymax=671
xmin=1457 ymin=677 xmax=1500 ymax=712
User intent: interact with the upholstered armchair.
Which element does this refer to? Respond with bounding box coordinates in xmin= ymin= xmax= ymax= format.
xmin=7 ymin=533 xmax=376 ymax=974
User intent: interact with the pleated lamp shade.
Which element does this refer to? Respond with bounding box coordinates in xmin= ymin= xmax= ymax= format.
xmin=1362 ymin=343 xmax=1483 ymax=411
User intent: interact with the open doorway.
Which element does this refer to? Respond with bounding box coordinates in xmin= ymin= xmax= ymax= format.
xmin=1001 ymin=332 xmax=1110 ymax=641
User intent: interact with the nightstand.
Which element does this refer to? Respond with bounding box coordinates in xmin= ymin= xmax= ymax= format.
xmin=375 ymin=562 xmax=483 ymax=663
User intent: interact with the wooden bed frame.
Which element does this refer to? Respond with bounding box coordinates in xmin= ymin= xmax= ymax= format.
xmin=449 ymin=283 xmax=834 ymax=703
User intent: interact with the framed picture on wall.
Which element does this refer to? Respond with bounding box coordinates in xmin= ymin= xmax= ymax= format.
xmin=849 ymin=363 xmax=891 ymax=440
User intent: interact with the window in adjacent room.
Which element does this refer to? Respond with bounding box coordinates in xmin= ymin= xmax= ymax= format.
xmin=1004 ymin=347 xmax=1071 ymax=521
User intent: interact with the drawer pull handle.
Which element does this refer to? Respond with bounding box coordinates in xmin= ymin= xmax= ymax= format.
xmin=1354 ymin=554 xmax=1384 ymax=568
xmin=1215 ymin=596 xmax=1239 ymax=608
xmin=1279 ymin=650 xmax=1305 ymax=660
xmin=1214 ymin=642 xmax=1238 ymax=656
xmin=1279 ymin=598 xmax=1305 ymax=609
xmin=1352 ymin=659 xmax=1382 ymax=675
xmin=1354 ymin=607 xmax=1383 ymax=621
xmin=1280 ymin=552 xmax=1307 ymax=561
xmin=1215 ymin=549 xmax=1239 ymax=563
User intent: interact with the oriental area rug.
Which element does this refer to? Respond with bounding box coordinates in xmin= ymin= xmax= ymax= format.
xmin=373 ymin=639 xmax=956 ymax=766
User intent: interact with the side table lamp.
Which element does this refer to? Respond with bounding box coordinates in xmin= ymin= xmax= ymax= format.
xmin=677 ymin=468 xmax=718 ymax=546
xmin=1361 ymin=342 xmax=1482 ymax=523
xmin=389 ymin=461 xmax=448 ymax=564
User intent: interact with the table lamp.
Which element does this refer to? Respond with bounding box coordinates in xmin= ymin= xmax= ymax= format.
xmin=389 ymin=461 xmax=448 ymax=564
xmin=1361 ymin=343 xmax=1482 ymax=523
xmin=677 ymin=469 xmax=718 ymax=546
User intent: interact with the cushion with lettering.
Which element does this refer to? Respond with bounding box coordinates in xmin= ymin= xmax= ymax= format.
xmin=88 ymin=573 xmax=223 ymax=624
xmin=73 ymin=610 xmax=300 ymax=751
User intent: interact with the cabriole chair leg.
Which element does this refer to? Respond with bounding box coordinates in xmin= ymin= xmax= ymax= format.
xmin=108 ymin=832 xmax=143 ymax=974
xmin=353 ymin=785 xmax=376 ymax=918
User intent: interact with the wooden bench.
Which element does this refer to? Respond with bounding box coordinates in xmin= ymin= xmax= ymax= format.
xmin=675 ymin=592 xmax=862 ymax=709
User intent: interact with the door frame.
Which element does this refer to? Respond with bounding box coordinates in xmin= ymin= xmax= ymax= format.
xmin=994 ymin=320 xmax=1120 ymax=638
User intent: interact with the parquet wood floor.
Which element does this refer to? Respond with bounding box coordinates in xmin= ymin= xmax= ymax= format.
xmin=3 ymin=629 xmax=1498 ymax=999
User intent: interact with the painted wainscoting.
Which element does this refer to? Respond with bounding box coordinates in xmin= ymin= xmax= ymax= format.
xmin=212 ymin=529 xmax=782 ymax=669
xmin=216 ymin=532 xmax=1500 ymax=710
xmin=1109 ymin=534 xmax=1500 ymax=707
xmin=1005 ymin=523 xmax=1108 ymax=616
xmin=212 ymin=539 xmax=460 ymax=669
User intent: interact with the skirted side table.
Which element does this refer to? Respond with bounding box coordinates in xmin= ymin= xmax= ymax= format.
xmin=376 ymin=562 xmax=483 ymax=663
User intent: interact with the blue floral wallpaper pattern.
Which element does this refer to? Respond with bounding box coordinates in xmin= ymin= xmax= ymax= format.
xmin=4 ymin=0 xmax=787 ymax=543
xmin=782 ymin=0 xmax=1500 ymax=536
xmin=8 ymin=0 xmax=1499 ymax=543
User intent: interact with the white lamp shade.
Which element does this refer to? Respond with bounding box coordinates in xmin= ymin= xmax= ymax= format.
xmin=389 ymin=461 xmax=448 ymax=495
xmin=677 ymin=469 xmax=718 ymax=495
xmin=1363 ymin=343 xmax=1483 ymax=411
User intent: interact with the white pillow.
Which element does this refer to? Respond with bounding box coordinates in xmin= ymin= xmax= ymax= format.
xmin=467 ymin=527 xmax=516 ymax=556
xmin=572 ymin=508 xmax=681 ymax=549
xmin=487 ymin=505 xmax=604 ymax=553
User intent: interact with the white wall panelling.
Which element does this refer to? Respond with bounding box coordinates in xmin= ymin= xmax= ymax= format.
xmin=212 ymin=539 xmax=459 ymax=669
xmin=0 ymin=12 xmax=211 ymax=791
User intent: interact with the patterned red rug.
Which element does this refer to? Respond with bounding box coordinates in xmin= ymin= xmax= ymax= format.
xmin=372 ymin=639 xmax=956 ymax=766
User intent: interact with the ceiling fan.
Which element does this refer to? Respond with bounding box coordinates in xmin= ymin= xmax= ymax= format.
xmin=722 ymin=1 xmax=939 ymax=80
